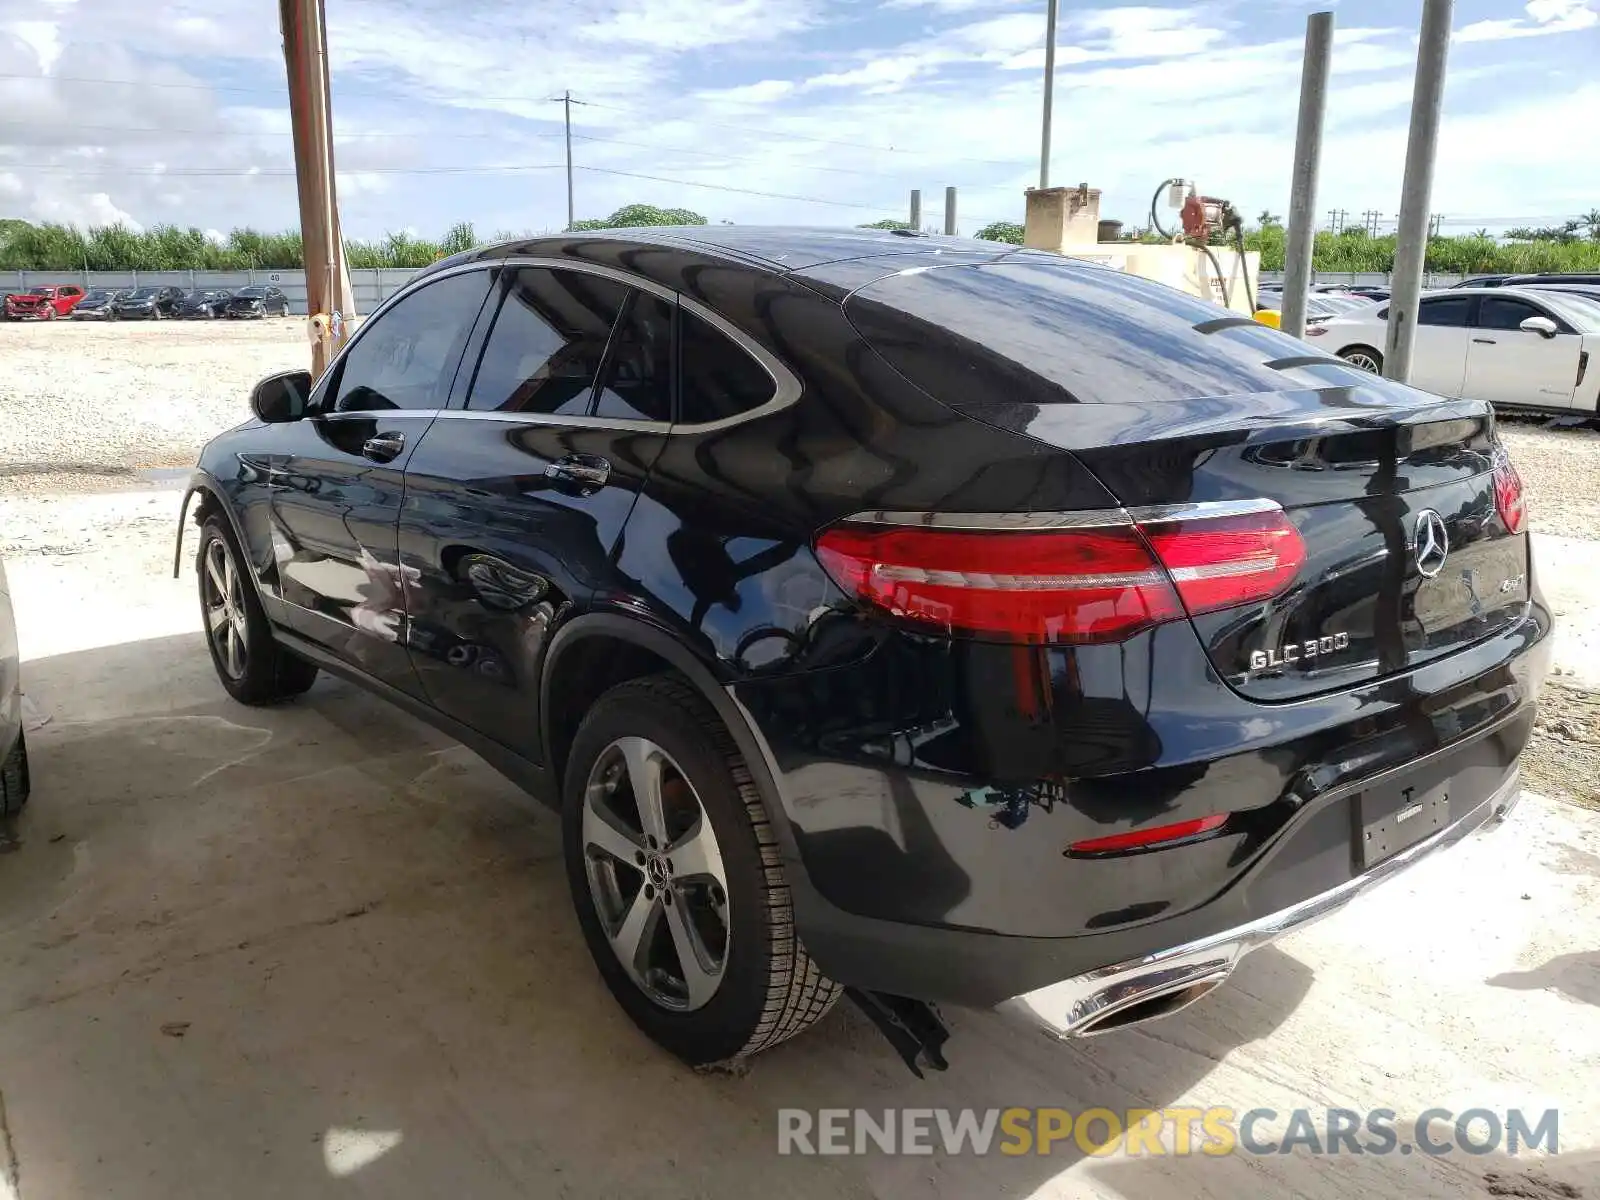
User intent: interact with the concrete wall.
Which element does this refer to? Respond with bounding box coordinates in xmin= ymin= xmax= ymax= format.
xmin=1257 ymin=271 xmax=1470 ymax=289
xmin=0 ymin=268 xmax=425 ymax=316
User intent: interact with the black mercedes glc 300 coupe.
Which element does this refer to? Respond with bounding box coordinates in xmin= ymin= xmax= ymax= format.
xmin=178 ymin=228 xmax=1549 ymax=1072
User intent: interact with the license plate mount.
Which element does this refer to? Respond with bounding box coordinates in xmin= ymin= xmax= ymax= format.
xmin=1357 ymin=777 xmax=1452 ymax=869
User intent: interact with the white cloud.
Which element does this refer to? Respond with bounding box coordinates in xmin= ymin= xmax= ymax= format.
xmin=695 ymin=79 xmax=796 ymax=105
xmin=5 ymin=20 xmax=63 ymax=72
xmin=1456 ymin=0 xmax=1598 ymax=42
xmin=30 ymin=189 xmax=142 ymax=230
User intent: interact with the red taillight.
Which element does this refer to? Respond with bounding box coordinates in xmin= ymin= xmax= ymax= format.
xmin=814 ymin=525 xmax=1184 ymax=643
xmin=1493 ymin=457 xmax=1526 ymax=534
xmin=1066 ymin=813 xmax=1228 ymax=856
xmin=1140 ymin=510 xmax=1306 ymax=617
xmin=815 ymin=506 xmax=1306 ymax=644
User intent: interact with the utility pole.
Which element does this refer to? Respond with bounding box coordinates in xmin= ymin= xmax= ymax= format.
xmin=909 ymin=189 xmax=922 ymax=230
xmin=944 ymin=186 xmax=958 ymax=236
xmin=280 ymin=0 xmax=354 ymax=376
xmin=1281 ymin=10 xmax=1333 ymax=341
xmin=563 ymin=90 xmax=575 ymax=231
xmin=1039 ymin=0 xmax=1059 ymax=189
xmin=1326 ymin=208 xmax=1348 ymax=234
xmin=1363 ymin=209 xmax=1383 ymax=236
xmin=1385 ymin=0 xmax=1453 ymax=384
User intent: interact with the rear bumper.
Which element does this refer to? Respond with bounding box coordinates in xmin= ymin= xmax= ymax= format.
xmin=1002 ymin=766 xmax=1521 ymax=1037
xmin=739 ymin=593 xmax=1551 ymax=1008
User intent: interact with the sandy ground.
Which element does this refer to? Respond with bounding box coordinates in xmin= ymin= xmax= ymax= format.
xmin=0 ymin=324 xmax=1597 ymax=1198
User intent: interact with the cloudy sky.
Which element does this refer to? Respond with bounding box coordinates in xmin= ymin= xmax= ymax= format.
xmin=0 ymin=0 xmax=1596 ymax=240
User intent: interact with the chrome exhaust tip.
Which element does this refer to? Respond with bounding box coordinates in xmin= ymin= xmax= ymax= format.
xmin=999 ymin=944 xmax=1245 ymax=1040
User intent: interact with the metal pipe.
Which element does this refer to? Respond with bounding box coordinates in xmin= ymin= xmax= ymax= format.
xmin=1280 ymin=11 xmax=1333 ymax=340
xmin=944 ymin=186 xmax=957 ymax=236
xmin=1384 ymin=0 xmax=1454 ymax=383
xmin=1040 ymin=0 xmax=1059 ymax=190
xmin=909 ymin=188 xmax=922 ymax=231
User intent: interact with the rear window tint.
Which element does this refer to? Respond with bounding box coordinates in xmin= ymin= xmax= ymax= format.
xmin=845 ymin=261 xmax=1313 ymax=406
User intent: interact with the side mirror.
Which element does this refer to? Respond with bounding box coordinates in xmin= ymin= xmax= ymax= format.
xmin=250 ymin=370 xmax=314 ymax=423
xmin=1520 ymin=315 xmax=1559 ymax=338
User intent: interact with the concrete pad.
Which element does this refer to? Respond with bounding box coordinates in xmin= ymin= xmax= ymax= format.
xmin=0 ymin=526 xmax=1596 ymax=1199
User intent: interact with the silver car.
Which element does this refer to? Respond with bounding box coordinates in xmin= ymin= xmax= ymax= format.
xmin=0 ymin=556 xmax=28 ymax=820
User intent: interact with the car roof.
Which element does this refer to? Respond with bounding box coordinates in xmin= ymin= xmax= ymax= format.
xmin=448 ymin=225 xmax=1005 ymax=276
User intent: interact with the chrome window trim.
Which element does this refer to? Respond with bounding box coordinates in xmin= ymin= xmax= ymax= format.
xmin=843 ymin=498 xmax=1285 ymax=530
xmin=319 ymin=256 xmax=801 ymax=435
xmin=432 ymin=409 xmax=670 ymax=434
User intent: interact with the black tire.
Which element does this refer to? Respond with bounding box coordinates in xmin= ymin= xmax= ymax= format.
xmin=196 ymin=516 xmax=318 ymax=705
xmin=563 ymin=675 xmax=840 ymax=1066
xmin=1338 ymin=345 xmax=1383 ymax=374
xmin=1 ymin=730 xmax=29 ymax=817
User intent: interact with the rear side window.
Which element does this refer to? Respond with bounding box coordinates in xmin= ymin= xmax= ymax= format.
xmin=333 ymin=270 xmax=493 ymax=412
xmin=593 ymin=291 xmax=674 ymax=422
xmin=1418 ymin=297 xmax=1473 ymax=327
xmin=845 ymin=261 xmax=1314 ymax=407
xmin=465 ymin=267 xmax=628 ymax=414
xmin=678 ymin=310 xmax=775 ymax=424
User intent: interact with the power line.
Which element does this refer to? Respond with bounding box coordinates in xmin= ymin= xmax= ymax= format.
xmin=0 ymin=71 xmax=1014 ymax=164
xmin=0 ymin=162 xmax=565 ymax=177
xmin=572 ymin=165 xmax=898 ymax=212
xmin=568 ymin=96 xmax=1019 ymax=166
xmin=569 ymin=133 xmax=914 ymax=182
xmin=0 ymin=117 xmax=564 ymax=140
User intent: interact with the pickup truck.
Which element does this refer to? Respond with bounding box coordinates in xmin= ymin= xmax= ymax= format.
xmin=2 ymin=284 xmax=87 ymax=320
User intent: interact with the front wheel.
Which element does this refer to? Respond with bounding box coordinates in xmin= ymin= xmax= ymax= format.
xmin=563 ymin=675 xmax=840 ymax=1066
xmin=1339 ymin=345 xmax=1383 ymax=374
xmin=197 ymin=517 xmax=318 ymax=705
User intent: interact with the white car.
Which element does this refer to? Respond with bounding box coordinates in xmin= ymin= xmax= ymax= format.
xmin=1307 ymin=287 xmax=1600 ymax=413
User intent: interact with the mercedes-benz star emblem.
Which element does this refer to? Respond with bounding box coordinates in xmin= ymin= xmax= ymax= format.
xmin=1413 ymin=510 xmax=1450 ymax=578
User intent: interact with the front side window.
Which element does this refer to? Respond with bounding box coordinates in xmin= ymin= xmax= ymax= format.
xmin=677 ymin=310 xmax=776 ymax=424
xmin=593 ymin=291 xmax=674 ymax=422
xmin=1417 ymin=297 xmax=1474 ymax=327
xmin=1478 ymin=297 xmax=1560 ymax=332
xmin=464 ymin=267 xmax=629 ymax=414
xmin=332 ymin=270 xmax=493 ymax=412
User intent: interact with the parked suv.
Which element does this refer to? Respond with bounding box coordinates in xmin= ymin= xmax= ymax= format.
xmin=178 ymin=229 xmax=1548 ymax=1072
xmin=175 ymin=289 xmax=232 ymax=319
xmin=225 ymin=285 xmax=290 ymax=318
xmin=113 ymin=286 xmax=185 ymax=319
xmin=70 ymin=289 xmax=129 ymax=320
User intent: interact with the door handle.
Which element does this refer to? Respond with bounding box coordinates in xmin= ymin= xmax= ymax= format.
xmin=361 ymin=431 xmax=406 ymax=463
xmin=546 ymin=454 xmax=611 ymax=491
xmin=1472 ymin=337 xmax=1497 ymax=345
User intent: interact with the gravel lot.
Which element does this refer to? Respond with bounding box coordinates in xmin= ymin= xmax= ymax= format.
xmin=0 ymin=319 xmax=303 ymax=494
xmin=1 ymin=320 xmax=1598 ymax=809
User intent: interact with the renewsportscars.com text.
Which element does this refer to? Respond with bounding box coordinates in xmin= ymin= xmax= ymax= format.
xmin=776 ymin=1107 xmax=1560 ymax=1157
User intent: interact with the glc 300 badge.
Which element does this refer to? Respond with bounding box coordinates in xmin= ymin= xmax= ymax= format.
xmin=1249 ymin=632 xmax=1350 ymax=672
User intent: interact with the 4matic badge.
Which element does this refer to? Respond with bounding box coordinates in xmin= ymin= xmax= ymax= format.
xmin=1248 ymin=632 xmax=1350 ymax=673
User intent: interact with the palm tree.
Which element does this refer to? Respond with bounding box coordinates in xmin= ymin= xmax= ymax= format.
xmin=1257 ymin=210 xmax=1282 ymax=228
xmin=1583 ymin=209 xmax=1600 ymax=242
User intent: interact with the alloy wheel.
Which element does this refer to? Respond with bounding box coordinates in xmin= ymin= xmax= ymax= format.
xmin=202 ymin=536 xmax=250 ymax=680
xmin=1341 ymin=350 xmax=1381 ymax=373
xmin=581 ymin=736 xmax=730 ymax=1011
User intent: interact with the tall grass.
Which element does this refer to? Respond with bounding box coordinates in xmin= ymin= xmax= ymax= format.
xmin=8 ymin=214 xmax=1600 ymax=274
xmin=0 ymin=220 xmax=489 ymax=271
xmin=974 ymin=218 xmax=1600 ymax=273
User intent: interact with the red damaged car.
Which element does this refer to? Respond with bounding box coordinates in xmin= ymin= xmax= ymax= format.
xmin=2 ymin=284 xmax=86 ymax=321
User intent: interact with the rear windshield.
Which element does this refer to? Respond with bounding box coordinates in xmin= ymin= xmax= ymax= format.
xmin=236 ymin=288 xmax=265 ymax=297
xmin=845 ymin=261 xmax=1313 ymax=406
